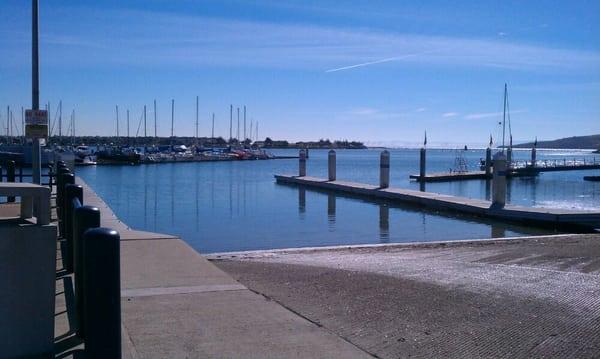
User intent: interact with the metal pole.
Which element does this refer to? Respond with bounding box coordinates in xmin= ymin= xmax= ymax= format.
xmin=243 ymin=105 xmax=246 ymax=141
xmin=154 ymin=99 xmax=157 ymax=139
xmin=229 ymin=104 xmax=232 ymax=142
xmin=32 ymin=0 xmax=41 ymax=184
xmin=171 ymin=99 xmax=174 ymax=138
xmin=143 ymin=105 xmax=147 ymax=139
xmin=237 ymin=107 xmax=240 ymax=141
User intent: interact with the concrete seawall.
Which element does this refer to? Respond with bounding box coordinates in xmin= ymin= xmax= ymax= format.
xmin=54 ymin=178 xmax=370 ymax=358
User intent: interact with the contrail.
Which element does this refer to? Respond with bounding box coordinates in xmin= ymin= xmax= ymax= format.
xmin=325 ymin=52 xmax=424 ymax=73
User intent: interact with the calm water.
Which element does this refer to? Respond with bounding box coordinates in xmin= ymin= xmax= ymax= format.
xmin=77 ymin=148 xmax=600 ymax=253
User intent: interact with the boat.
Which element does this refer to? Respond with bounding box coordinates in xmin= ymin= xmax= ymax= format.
xmin=96 ymin=146 xmax=141 ymax=164
xmin=594 ymin=149 xmax=600 ymax=154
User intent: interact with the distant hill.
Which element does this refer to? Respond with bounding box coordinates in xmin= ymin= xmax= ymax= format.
xmin=514 ymin=134 xmax=600 ymax=149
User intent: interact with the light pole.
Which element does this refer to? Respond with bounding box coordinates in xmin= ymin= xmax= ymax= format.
xmin=32 ymin=0 xmax=42 ymax=184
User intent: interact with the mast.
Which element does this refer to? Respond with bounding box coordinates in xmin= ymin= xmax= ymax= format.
xmin=250 ymin=120 xmax=253 ymax=142
xmin=58 ymin=100 xmax=62 ymax=138
xmin=502 ymin=83 xmax=507 ymax=151
xmin=127 ymin=109 xmax=130 ymax=142
xmin=243 ymin=105 xmax=246 ymax=141
xmin=116 ymin=105 xmax=119 ymax=138
xmin=154 ymin=99 xmax=157 ymax=139
xmin=229 ymin=104 xmax=232 ymax=142
xmin=211 ymin=113 xmax=215 ymax=140
xmin=256 ymin=121 xmax=258 ymax=141
xmin=170 ymin=99 xmax=174 ymax=146
xmin=236 ymin=107 xmax=240 ymax=141
xmin=21 ymin=106 xmax=24 ymax=144
xmin=195 ymin=96 xmax=199 ymax=142
xmin=143 ymin=105 xmax=147 ymax=139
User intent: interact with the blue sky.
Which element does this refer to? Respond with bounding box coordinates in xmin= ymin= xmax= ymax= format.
xmin=1 ymin=0 xmax=599 ymax=146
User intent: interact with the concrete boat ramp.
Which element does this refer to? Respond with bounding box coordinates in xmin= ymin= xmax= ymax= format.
xmin=275 ymin=175 xmax=600 ymax=229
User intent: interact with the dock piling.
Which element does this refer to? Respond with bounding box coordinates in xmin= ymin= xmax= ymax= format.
xmin=328 ymin=150 xmax=336 ymax=181
xmin=6 ymin=161 xmax=16 ymax=202
xmin=492 ymin=152 xmax=507 ymax=208
xmin=380 ymin=150 xmax=390 ymax=188
xmin=485 ymin=148 xmax=492 ymax=177
xmin=299 ymin=149 xmax=306 ymax=177
xmin=506 ymin=147 xmax=512 ymax=166
xmin=419 ymin=148 xmax=426 ymax=180
xmin=531 ymin=147 xmax=537 ymax=167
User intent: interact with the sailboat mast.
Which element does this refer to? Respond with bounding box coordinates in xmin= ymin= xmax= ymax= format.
xmin=243 ymin=105 xmax=246 ymax=141
xmin=116 ymin=105 xmax=119 ymax=138
xmin=170 ymin=99 xmax=174 ymax=144
xmin=154 ymin=99 xmax=157 ymax=139
xmin=211 ymin=113 xmax=215 ymax=140
xmin=195 ymin=96 xmax=199 ymax=141
xmin=229 ymin=104 xmax=232 ymax=142
xmin=502 ymin=83 xmax=507 ymax=151
xmin=58 ymin=100 xmax=62 ymax=138
xmin=127 ymin=109 xmax=130 ymax=141
xmin=236 ymin=107 xmax=240 ymax=141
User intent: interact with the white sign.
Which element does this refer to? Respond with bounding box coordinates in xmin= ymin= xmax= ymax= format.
xmin=25 ymin=109 xmax=48 ymax=125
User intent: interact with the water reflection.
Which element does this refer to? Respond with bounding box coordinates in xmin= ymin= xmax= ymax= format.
xmin=298 ymin=187 xmax=306 ymax=218
xmin=491 ymin=222 xmax=506 ymax=238
xmin=379 ymin=204 xmax=389 ymax=243
xmin=327 ymin=193 xmax=336 ymax=231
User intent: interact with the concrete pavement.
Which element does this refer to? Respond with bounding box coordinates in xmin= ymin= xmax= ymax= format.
xmin=53 ymin=178 xmax=370 ymax=358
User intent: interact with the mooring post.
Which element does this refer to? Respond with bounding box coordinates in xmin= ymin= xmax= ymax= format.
xmin=485 ymin=147 xmax=492 ymax=177
xmin=82 ymin=228 xmax=121 ymax=358
xmin=73 ymin=205 xmax=101 ymax=338
xmin=419 ymin=147 xmax=426 ymax=180
xmin=64 ymin=184 xmax=83 ymax=273
xmin=60 ymin=173 xmax=75 ymax=238
xmin=531 ymin=147 xmax=537 ymax=167
xmin=380 ymin=150 xmax=390 ymax=188
xmin=328 ymin=150 xmax=336 ymax=181
xmin=299 ymin=149 xmax=306 ymax=177
xmin=491 ymin=152 xmax=507 ymax=209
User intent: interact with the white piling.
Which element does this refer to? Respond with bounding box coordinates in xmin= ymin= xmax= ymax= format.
xmin=380 ymin=150 xmax=390 ymax=188
xmin=299 ymin=149 xmax=306 ymax=177
xmin=531 ymin=147 xmax=537 ymax=167
xmin=419 ymin=148 xmax=426 ymax=180
xmin=328 ymin=150 xmax=336 ymax=181
xmin=492 ymin=152 xmax=507 ymax=208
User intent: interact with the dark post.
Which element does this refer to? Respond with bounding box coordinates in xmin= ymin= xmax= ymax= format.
xmin=7 ymin=161 xmax=16 ymax=202
xmin=64 ymin=184 xmax=82 ymax=273
xmin=82 ymin=228 xmax=121 ymax=358
xmin=19 ymin=165 xmax=23 ymax=182
xmin=72 ymin=205 xmax=100 ymax=338
xmin=56 ymin=167 xmax=71 ymax=224
xmin=60 ymin=173 xmax=75 ymax=236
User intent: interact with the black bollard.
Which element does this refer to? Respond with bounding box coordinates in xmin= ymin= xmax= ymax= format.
xmin=64 ymin=184 xmax=83 ymax=273
xmin=57 ymin=173 xmax=75 ymax=238
xmin=7 ymin=161 xmax=16 ymax=202
xmin=82 ymin=228 xmax=121 ymax=358
xmin=56 ymin=167 xmax=71 ymax=223
xmin=72 ymin=205 xmax=100 ymax=338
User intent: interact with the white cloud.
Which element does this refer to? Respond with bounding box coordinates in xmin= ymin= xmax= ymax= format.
xmin=442 ymin=112 xmax=459 ymax=118
xmin=415 ymin=107 xmax=427 ymax=112
xmin=464 ymin=109 xmax=526 ymax=120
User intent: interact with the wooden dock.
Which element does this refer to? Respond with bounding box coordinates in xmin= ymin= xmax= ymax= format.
xmin=275 ymin=175 xmax=600 ymax=229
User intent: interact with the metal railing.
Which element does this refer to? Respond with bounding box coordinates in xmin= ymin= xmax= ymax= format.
xmin=0 ymin=161 xmax=55 ymax=203
xmin=56 ymin=161 xmax=121 ymax=358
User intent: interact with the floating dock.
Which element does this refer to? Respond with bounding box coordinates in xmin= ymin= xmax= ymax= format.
xmin=275 ymin=175 xmax=600 ymax=229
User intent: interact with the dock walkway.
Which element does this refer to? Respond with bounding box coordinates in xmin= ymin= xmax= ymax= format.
xmin=275 ymin=175 xmax=600 ymax=228
xmin=54 ymin=178 xmax=369 ymax=358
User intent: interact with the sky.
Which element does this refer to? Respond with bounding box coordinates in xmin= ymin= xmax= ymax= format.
xmin=1 ymin=0 xmax=599 ymax=147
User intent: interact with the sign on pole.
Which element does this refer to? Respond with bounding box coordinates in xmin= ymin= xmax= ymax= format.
xmin=25 ymin=109 xmax=48 ymax=139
